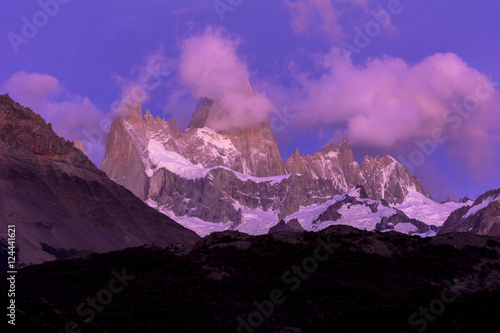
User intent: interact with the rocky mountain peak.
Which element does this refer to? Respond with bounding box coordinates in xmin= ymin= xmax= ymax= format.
xmin=362 ymin=154 xmax=394 ymax=166
xmin=169 ymin=117 xmax=180 ymax=136
xmin=187 ymin=97 xmax=213 ymax=130
xmin=144 ymin=108 xmax=153 ymax=120
xmin=473 ymin=188 xmax=500 ymax=206
xmin=74 ymin=140 xmax=84 ymax=153
xmin=283 ymin=139 xmax=428 ymax=203
xmin=102 ymin=95 xmax=432 ymax=232
xmin=122 ymin=103 xmax=143 ymax=126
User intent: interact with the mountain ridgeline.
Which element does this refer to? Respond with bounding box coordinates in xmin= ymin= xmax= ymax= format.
xmin=101 ymin=97 xmax=430 ymax=227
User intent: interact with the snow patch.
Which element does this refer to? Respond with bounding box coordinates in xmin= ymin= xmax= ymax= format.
xmin=393 ymin=222 xmax=418 ymax=233
xmin=147 ymin=139 xmax=207 ymax=179
xmin=146 ymin=138 xmax=293 ymax=184
xmin=464 ymin=194 xmax=500 ymax=218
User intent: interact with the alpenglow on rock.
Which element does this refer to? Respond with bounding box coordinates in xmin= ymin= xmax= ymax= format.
xmin=101 ymin=97 xmax=431 ymax=233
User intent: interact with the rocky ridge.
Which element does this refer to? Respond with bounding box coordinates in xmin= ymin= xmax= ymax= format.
xmin=438 ymin=188 xmax=500 ymax=236
xmin=0 ymin=94 xmax=200 ymax=266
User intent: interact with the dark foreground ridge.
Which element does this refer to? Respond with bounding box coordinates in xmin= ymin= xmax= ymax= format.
xmin=1 ymin=226 xmax=500 ymax=332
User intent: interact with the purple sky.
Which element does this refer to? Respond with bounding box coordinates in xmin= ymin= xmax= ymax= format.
xmin=1 ymin=0 xmax=500 ymax=202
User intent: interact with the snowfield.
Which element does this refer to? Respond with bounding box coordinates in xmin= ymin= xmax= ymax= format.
xmin=396 ymin=190 xmax=472 ymax=226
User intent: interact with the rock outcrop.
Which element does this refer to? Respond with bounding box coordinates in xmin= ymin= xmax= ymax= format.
xmin=268 ymin=218 xmax=305 ymax=233
xmin=284 ymin=146 xmax=429 ymax=204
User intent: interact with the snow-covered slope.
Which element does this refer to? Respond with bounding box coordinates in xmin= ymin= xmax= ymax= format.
xmin=287 ymin=188 xmax=398 ymax=232
xmin=396 ymin=190 xmax=473 ymax=226
xmin=148 ymin=186 xmax=450 ymax=238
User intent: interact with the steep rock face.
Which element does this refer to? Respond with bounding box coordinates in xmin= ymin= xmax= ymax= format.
xmin=187 ymin=97 xmax=214 ymax=130
xmin=360 ymin=155 xmax=429 ymax=203
xmin=0 ymin=95 xmax=200 ymax=266
xmin=147 ymin=167 xmax=239 ymax=223
xmin=101 ymin=105 xmax=182 ymax=200
xmin=102 ymin=98 xmax=286 ymax=200
xmin=284 ymin=141 xmax=362 ymax=190
xmin=0 ymin=95 xmax=93 ymax=163
xmin=147 ymin=167 xmax=344 ymax=223
xmin=101 ymin=116 xmax=149 ymax=200
xmin=438 ymin=188 xmax=500 ymax=236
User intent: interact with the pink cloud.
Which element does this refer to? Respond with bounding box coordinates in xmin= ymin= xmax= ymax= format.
xmin=178 ymin=27 xmax=274 ymax=130
xmin=4 ymin=71 xmax=63 ymax=107
xmin=284 ymin=0 xmax=378 ymax=41
xmin=3 ymin=72 xmax=106 ymax=164
xmin=111 ymin=50 xmax=171 ymax=117
xmin=285 ymin=0 xmax=343 ymax=41
xmin=290 ymin=47 xmax=500 ymax=177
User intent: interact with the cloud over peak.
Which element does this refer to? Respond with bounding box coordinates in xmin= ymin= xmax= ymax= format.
xmin=177 ymin=27 xmax=274 ymax=130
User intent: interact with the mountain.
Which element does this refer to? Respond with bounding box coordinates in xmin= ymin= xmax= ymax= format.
xmin=0 ymin=94 xmax=199 ymax=267
xmin=437 ymin=188 xmax=500 ymax=236
xmin=101 ymin=98 xmax=467 ymax=237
